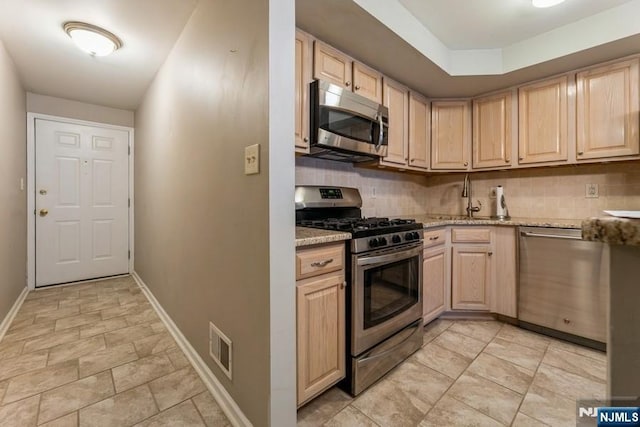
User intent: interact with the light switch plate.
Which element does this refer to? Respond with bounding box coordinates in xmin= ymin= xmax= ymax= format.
xmin=586 ymin=183 xmax=599 ymax=198
xmin=244 ymin=144 xmax=260 ymax=175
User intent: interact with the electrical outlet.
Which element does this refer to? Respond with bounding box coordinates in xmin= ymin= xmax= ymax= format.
xmin=586 ymin=183 xmax=599 ymax=198
xmin=244 ymin=144 xmax=260 ymax=175
xmin=489 ymin=187 xmax=497 ymax=199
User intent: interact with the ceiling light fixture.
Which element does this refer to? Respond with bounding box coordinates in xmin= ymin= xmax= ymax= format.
xmin=63 ymin=22 xmax=122 ymax=57
xmin=532 ymin=0 xmax=566 ymax=8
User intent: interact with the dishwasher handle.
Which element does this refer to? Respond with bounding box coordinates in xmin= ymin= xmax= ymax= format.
xmin=520 ymin=231 xmax=582 ymax=240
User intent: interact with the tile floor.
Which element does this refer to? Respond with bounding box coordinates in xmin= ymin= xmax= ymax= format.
xmin=0 ymin=276 xmax=231 ymax=427
xmin=298 ymin=318 xmax=607 ymax=427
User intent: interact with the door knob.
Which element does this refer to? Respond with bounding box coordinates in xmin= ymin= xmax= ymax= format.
xmin=39 ymin=209 xmax=48 ymax=217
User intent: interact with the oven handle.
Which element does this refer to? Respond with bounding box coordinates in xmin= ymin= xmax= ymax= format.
xmin=356 ymin=244 xmax=423 ymax=267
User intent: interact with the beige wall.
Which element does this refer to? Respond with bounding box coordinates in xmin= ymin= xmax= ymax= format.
xmin=134 ymin=0 xmax=275 ymax=425
xmin=27 ymin=92 xmax=134 ymax=127
xmin=296 ymin=157 xmax=430 ymax=217
xmin=0 ymin=40 xmax=26 ymax=322
xmin=423 ymin=161 xmax=640 ymax=219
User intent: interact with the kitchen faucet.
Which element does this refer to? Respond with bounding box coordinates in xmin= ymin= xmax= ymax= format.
xmin=461 ymin=173 xmax=481 ymax=218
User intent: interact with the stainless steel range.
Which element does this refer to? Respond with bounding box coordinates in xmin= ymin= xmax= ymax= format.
xmin=295 ymin=186 xmax=424 ymax=395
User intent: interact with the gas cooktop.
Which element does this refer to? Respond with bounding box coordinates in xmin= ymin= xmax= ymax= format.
xmin=297 ymin=217 xmax=422 ymax=238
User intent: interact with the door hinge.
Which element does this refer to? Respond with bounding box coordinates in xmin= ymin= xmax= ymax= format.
xmin=128 ymin=250 xmax=131 ymax=259
xmin=128 ymin=145 xmax=131 ymax=155
xmin=128 ymin=198 xmax=130 ymax=208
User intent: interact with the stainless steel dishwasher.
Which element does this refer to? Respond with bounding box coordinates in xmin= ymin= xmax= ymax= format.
xmin=518 ymin=227 xmax=609 ymax=347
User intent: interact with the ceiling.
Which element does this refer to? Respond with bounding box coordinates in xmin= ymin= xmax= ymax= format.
xmin=0 ymin=0 xmax=198 ymax=110
xmin=297 ymin=0 xmax=640 ymax=97
xmin=1 ymin=0 xmax=640 ymax=110
xmin=399 ymin=0 xmax=634 ymax=49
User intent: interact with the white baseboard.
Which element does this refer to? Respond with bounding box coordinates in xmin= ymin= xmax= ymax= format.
xmin=0 ymin=287 xmax=29 ymax=341
xmin=131 ymin=272 xmax=252 ymax=427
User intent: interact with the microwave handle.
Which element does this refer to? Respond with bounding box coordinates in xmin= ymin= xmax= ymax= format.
xmin=376 ymin=114 xmax=383 ymax=151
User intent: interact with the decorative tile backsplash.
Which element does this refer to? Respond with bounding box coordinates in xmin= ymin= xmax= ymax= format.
xmin=296 ymin=157 xmax=640 ymax=220
xmin=423 ymin=160 xmax=640 ymax=220
xmin=296 ymin=157 xmax=429 ymax=218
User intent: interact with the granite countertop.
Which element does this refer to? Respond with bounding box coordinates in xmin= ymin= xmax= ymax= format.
xmin=296 ymin=216 xmax=584 ymax=247
xmin=295 ymin=227 xmax=351 ymax=247
xmin=412 ymin=215 xmax=582 ymax=229
xmin=582 ymin=217 xmax=640 ymax=246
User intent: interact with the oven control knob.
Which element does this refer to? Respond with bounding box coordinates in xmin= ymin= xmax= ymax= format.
xmin=369 ymin=238 xmax=379 ymax=248
xmin=378 ymin=237 xmax=387 ymax=246
xmin=405 ymin=232 xmax=415 ymax=241
xmin=411 ymin=232 xmax=421 ymax=240
xmin=392 ymin=235 xmax=401 ymax=244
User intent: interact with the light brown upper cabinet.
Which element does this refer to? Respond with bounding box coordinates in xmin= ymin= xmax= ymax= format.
xmin=295 ymin=30 xmax=313 ymax=153
xmin=313 ymin=41 xmax=352 ymax=90
xmin=576 ymin=58 xmax=640 ymax=160
xmin=472 ymin=91 xmax=514 ymax=169
xmin=313 ymin=41 xmax=382 ymax=104
xmin=408 ymin=92 xmax=430 ymax=171
xmin=518 ymin=76 xmax=569 ymax=165
xmin=380 ymin=78 xmax=409 ymax=167
xmin=431 ymin=101 xmax=471 ymax=170
xmin=353 ymin=62 xmax=383 ymax=104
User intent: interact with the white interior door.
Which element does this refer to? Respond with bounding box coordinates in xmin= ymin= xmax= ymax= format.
xmin=35 ymin=118 xmax=130 ymax=287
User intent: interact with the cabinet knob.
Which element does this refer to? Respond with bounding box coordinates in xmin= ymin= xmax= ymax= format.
xmin=303 ymin=137 xmax=309 ymax=142
xmin=577 ymin=151 xmax=584 ymax=156
xmin=464 ymin=162 xmax=468 ymax=167
xmin=563 ymin=318 xmax=571 ymax=324
xmin=345 ymin=81 xmax=351 ymax=87
xmin=340 ymin=282 xmax=346 ymax=290
xmin=505 ymin=158 xmax=510 ymax=163
xmin=519 ymin=157 xmax=524 ymax=161
xmin=488 ymin=251 xmax=493 ymax=256
xmin=355 ymin=85 xmax=361 ymax=90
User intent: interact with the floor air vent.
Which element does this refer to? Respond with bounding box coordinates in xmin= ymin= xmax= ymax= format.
xmin=209 ymin=321 xmax=232 ymax=380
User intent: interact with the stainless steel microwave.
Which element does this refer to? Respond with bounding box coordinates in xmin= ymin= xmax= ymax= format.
xmin=309 ymin=80 xmax=389 ymax=163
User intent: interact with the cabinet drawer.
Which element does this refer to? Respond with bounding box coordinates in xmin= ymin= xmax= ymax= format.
xmin=296 ymin=243 xmax=345 ymax=280
xmin=451 ymin=228 xmax=491 ymax=243
xmin=423 ymin=229 xmax=446 ymax=248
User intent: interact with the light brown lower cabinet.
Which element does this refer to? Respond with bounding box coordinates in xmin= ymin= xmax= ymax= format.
xmin=296 ymin=244 xmax=345 ymax=407
xmin=491 ymin=227 xmax=517 ymax=318
xmin=423 ymin=245 xmax=448 ymax=323
xmin=451 ymin=245 xmax=492 ymax=311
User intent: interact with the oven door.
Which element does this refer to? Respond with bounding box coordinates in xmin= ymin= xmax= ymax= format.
xmin=351 ymin=242 xmax=423 ymax=356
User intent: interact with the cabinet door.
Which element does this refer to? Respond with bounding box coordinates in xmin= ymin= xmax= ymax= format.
xmin=353 ymin=62 xmax=383 ymax=103
xmin=518 ymin=76 xmax=569 ymax=164
xmin=451 ymin=245 xmax=492 ymax=310
xmin=491 ymin=227 xmax=516 ymax=318
xmin=295 ymin=30 xmax=312 ymax=152
xmin=473 ymin=91 xmax=513 ymax=169
xmin=380 ymin=78 xmax=409 ymax=166
xmin=313 ymin=41 xmax=353 ymax=89
xmin=423 ymin=246 xmax=447 ymax=323
xmin=431 ymin=101 xmax=471 ymax=170
xmin=408 ymin=92 xmax=430 ymax=170
xmin=576 ymin=58 xmax=640 ymax=160
xmin=296 ymin=273 xmax=345 ymax=406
